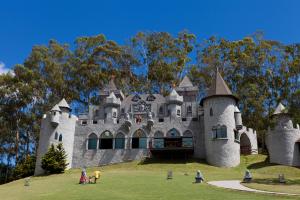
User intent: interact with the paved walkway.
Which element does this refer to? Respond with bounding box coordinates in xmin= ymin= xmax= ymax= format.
xmin=207 ymin=180 xmax=299 ymax=196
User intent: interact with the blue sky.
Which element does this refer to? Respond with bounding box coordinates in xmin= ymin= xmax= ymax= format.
xmin=0 ymin=0 xmax=299 ymax=72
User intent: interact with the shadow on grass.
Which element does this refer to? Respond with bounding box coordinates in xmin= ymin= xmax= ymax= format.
xmin=246 ymin=156 xmax=277 ymax=169
xmin=138 ymin=157 xmax=207 ymax=165
xmin=251 ymin=178 xmax=300 ymax=186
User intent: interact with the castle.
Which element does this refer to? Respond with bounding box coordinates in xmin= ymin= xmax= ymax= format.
xmin=35 ymin=70 xmax=259 ymax=175
xmin=266 ymin=103 xmax=300 ymax=166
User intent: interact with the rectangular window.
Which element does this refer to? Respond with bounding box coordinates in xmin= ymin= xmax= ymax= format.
xmin=82 ymin=120 xmax=87 ymax=125
xmin=234 ymin=130 xmax=239 ymax=141
xmin=192 ymin=117 xmax=198 ymax=121
xmin=159 ymin=118 xmax=164 ymax=122
xmin=182 ymin=118 xmax=187 ymax=121
xmin=153 ymin=139 xmax=164 ymax=148
xmin=212 ymin=125 xmax=227 ymax=139
xmin=177 ymin=110 xmax=181 ymax=116
xmin=182 ymin=138 xmax=193 ymax=147
xmin=93 ymin=120 xmax=98 ymax=124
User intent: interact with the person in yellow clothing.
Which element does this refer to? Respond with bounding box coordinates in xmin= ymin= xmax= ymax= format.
xmin=94 ymin=170 xmax=101 ymax=183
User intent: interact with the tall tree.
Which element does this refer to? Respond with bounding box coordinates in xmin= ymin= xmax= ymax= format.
xmin=131 ymin=31 xmax=196 ymax=95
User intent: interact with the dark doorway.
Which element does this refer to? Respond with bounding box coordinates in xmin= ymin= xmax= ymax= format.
xmin=132 ymin=138 xmax=139 ymax=149
xmin=99 ymin=138 xmax=113 ymax=149
xmin=240 ymin=133 xmax=251 ymax=155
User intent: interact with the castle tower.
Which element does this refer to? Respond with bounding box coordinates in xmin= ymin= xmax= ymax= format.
xmin=104 ymin=92 xmax=121 ymax=124
xmin=100 ymin=77 xmax=124 ymax=101
xmin=201 ymin=69 xmax=240 ymax=167
xmin=266 ymin=103 xmax=300 ymax=166
xmin=34 ymin=98 xmax=77 ymax=175
xmin=166 ymin=89 xmax=183 ymax=119
xmin=176 ymin=75 xmax=198 ymax=102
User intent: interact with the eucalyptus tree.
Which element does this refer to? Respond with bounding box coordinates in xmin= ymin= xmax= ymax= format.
xmin=131 ymin=31 xmax=196 ymax=95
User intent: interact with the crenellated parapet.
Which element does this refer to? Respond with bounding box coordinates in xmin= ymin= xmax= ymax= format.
xmin=266 ymin=103 xmax=300 ymax=167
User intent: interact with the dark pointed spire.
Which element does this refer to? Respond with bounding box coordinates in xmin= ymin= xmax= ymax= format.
xmin=201 ymin=69 xmax=238 ymax=105
xmin=207 ymin=69 xmax=233 ymax=96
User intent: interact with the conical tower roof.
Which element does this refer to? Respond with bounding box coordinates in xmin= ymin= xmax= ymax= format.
xmin=201 ymin=69 xmax=238 ymax=105
xmin=57 ymin=98 xmax=70 ymax=109
xmin=176 ymin=75 xmax=198 ymax=92
xmin=166 ymin=88 xmax=183 ymax=104
xmin=273 ymin=103 xmax=287 ymax=115
xmin=104 ymin=78 xmax=117 ymax=92
xmin=207 ymin=70 xmax=232 ymax=96
xmin=51 ymin=104 xmax=61 ymax=112
xmin=179 ymin=75 xmax=193 ymax=87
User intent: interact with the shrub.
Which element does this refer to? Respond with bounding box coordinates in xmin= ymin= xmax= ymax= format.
xmin=13 ymin=156 xmax=36 ymax=179
xmin=41 ymin=143 xmax=68 ymax=174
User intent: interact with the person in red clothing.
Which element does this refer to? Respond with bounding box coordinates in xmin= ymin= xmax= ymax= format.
xmin=79 ymin=168 xmax=88 ymax=184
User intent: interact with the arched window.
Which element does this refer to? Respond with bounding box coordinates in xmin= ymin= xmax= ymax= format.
xmin=99 ymin=131 xmax=113 ymax=149
xmin=115 ymin=132 xmax=125 ymax=149
xmin=153 ymin=131 xmax=164 ymax=148
xmin=88 ymin=133 xmax=98 ymax=150
xmin=183 ymin=130 xmax=193 ymax=147
xmin=54 ymin=132 xmax=58 ymax=140
xmin=166 ymin=128 xmax=181 ymax=148
xmin=132 ymin=129 xmax=147 ymax=149
xmin=177 ymin=109 xmax=181 ymax=116
xmin=58 ymin=134 xmax=62 ymax=142
xmin=210 ymin=108 xmax=213 ymax=116
xmin=166 ymin=128 xmax=180 ymax=138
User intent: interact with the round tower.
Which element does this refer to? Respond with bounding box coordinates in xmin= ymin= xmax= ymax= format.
xmin=266 ymin=103 xmax=300 ymax=166
xmin=35 ymin=98 xmax=77 ymax=175
xmin=201 ymin=70 xmax=240 ymax=167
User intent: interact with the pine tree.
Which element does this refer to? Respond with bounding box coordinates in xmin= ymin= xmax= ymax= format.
xmin=41 ymin=144 xmax=68 ymax=174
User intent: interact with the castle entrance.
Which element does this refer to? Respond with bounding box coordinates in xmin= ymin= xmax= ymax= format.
xmin=240 ymin=133 xmax=251 ymax=155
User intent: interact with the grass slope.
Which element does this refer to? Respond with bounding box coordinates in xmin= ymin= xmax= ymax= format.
xmin=0 ymin=155 xmax=299 ymax=200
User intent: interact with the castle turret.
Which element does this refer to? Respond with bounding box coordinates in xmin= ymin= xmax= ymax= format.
xmin=166 ymin=89 xmax=183 ymax=118
xmin=104 ymin=92 xmax=121 ymax=124
xmin=234 ymin=106 xmax=243 ymax=130
xmin=201 ymin=69 xmax=240 ymax=167
xmin=35 ymin=98 xmax=77 ymax=175
xmin=266 ymin=103 xmax=300 ymax=166
xmin=50 ymin=104 xmax=61 ymax=126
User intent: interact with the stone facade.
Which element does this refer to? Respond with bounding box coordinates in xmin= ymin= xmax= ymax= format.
xmin=266 ymin=103 xmax=300 ymax=167
xmin=35 ymin=72 xmax=258 ymax=175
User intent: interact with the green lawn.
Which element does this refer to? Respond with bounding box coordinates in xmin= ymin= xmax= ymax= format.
xmin=0 ymin=155 xmax=299 ymax=200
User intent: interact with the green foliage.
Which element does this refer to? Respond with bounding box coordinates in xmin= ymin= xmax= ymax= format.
xmin=41 ymin=144 xmax=68 ymax=174
xmin=13 ymin=156 xmax=36 ymax=179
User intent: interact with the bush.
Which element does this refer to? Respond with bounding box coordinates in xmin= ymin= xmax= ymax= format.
xmin=41 ymin=143 xmax=68 ymax=174
xmin=13 ymin=156 xmax=36 ymax=179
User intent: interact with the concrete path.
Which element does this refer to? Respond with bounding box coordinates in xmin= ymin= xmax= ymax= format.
xmin=207 ymin=180 xmax=299 ymax=196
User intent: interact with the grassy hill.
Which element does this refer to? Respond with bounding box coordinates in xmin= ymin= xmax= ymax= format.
xmin=0 ymin=155 xmax=299 ymax=200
